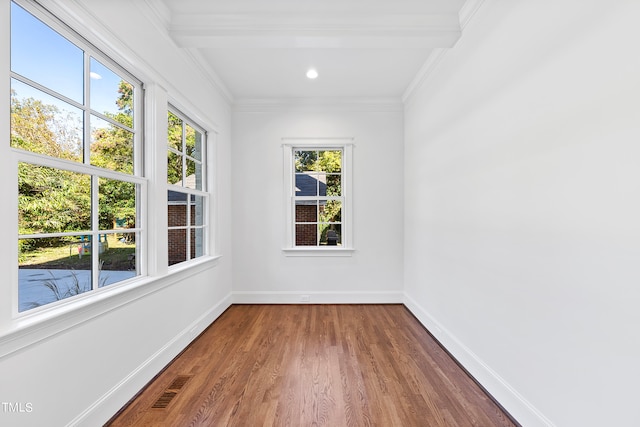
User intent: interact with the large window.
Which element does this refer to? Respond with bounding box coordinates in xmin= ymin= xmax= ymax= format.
xmin=167 ymin=109 xmax=208 ymax=266
xmin=283 ymin=140 xmax=353 ymax=254
xmin=11 ymin=1 xmax=143 ymax=312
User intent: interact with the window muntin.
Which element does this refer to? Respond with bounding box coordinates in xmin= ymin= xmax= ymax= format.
xmin=167 ymin=109 xmax=208 ymax=266
xmin=293 ymin=149 xmax=344 ymax=246
xmin=11 ymin=1 xmax=143 ymax=313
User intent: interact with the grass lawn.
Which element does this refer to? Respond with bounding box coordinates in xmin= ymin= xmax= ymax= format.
xmin=20 ymin=234 xmax=136 ymax=271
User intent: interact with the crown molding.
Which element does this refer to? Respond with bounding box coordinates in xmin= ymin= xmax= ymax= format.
xmin=181 ymin=48 xmax=235 ymax=104
xmin=458 ymin=0 xmax=486 ymax=29
xmin=233 ymin=97 xmax=404 ymax=113
xmin=401 ymin=47 xmax=448 ymax=106
xmin=402 ymin=0 xmax=486 ymax=106
xmin=140 ymin=0 xmax=171 ymax=31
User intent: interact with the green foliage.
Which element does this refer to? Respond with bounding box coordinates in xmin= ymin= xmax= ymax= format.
xmin=167 ymin=111 xmax=183 ymax=184
xmin=89 ymin=83 xmax=137 ymax=229
xmin=90 ymin=81 xmax=134 ymax=174
xmin=116 ymin=80 xmax=134 ymax=115
xmin=295 ymin=150 xmax=318 ymax=171
xmin=318 ymin=150 xmax=341 ymax=173
xmin=18 ymin=163 xmax=91 ymax=235
xmin=295 ymin=150 xmax=342 ymax=173
xmin=99 ymin=178 xmax=136 ymax=230
xmin=11 ymin=90 xmax=82 ymax=161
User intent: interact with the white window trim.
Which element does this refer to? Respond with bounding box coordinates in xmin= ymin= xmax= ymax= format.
xmin=282 ymin=138 xmax=355 ymax=257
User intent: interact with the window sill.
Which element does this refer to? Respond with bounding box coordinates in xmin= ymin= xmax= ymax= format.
xmin=167 ymin=255 xmax=222 ymax=275
xmin=0 ymin=255 xmax=223 ymax=359
xmin=282 ymin=247 xmax=355 ymax=257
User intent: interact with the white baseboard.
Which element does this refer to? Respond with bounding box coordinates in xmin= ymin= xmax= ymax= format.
xmin=232 ymin=290 xmax=404 ymax=304
xmin=69 ymin=292 xmax=233 ymax=427
xmin=403 ymin=294 xmax=555 ymax=427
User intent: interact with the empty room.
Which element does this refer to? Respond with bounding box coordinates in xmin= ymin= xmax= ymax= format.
xmin=1 ymin=0 xmax=638 ymax=426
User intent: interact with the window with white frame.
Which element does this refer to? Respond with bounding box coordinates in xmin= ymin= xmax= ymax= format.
xmin=167 ymin=109 xmax=208 ymax=266
xmin=283 ymin=140 xmax=353 ymax=253
xmin=10 ymin=1 xmax=144 ymax=312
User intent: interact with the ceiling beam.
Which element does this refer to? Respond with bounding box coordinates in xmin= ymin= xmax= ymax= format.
xmin=169 ymin=13 xmax=461 ymax=49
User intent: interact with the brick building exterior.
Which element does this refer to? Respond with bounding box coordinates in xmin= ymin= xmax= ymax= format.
xmin=168 ymin=192 xmax=198 ymax=265
xmin=295 ymin=203 xmax=318 ymax=246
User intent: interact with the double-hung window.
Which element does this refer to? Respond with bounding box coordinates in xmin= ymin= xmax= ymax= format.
xmin=283 ymin=139 xmax=354 ymax=255
xmin=167 ymin=109 xmax=208 ymax=266
xmin=11 ymin=1 xmax=144 ymax=312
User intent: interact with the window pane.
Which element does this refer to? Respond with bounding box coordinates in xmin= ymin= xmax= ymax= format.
xmin=11 ymin=79 xmax=83 ymax=161
xmin=99 ymin=178 xmax=136 ymax=230
xmin=295 ymin=173 xmax=321 ymax=197
xmin=181 ymin=159 xmax=203 ymax=190
xmin=11 ymin=2 xmax=84 ymax=103
xmin=19 ymin=236 xmax=91 ymax=312
xmin=318 ymin=150 xmax=342 ymax=173
xmin=168 ymin=191 xmax=188 ymax=227
xmin=320 ymin=200 xmax=342 ymax=223
xmin=90 ymin=58 xmax=134 ymax=127
xmin=168 ymin=151 xmax=183 ymax=185
xmin=91 ymin=115 xmax=134 ymax=174
xmin=19 ymin=163 xmax=91 ymax=234
xmin=320 ymin=224 xmax=342 ymax=246
xmin=295 ymin=224 xmax=317 ymax=246
xmin=295 ymin=150 xmax=317 ymax=172
xmin=168 ymin=111 xmax=183 ymax=151
xmin=193 ymin=195 xmax=205 ymax=226
xmin=296 ymin=201 xmax=317 ymax=223
xmin=194 ymin=130 xmax=203 ymax=161
xmin=185 ymin=158 xmax=197 ymax=189
xmin=99 ymin=232 xmax=138 ymax=287
xmin=185 ymin=124 xmax=203 ymax=161
xmin=190 ymin=228 xmax=204 ymax=259
xmin=194 ymin=161 xmax=203 ymax=190
xmin=168 ymin=229 xmax=187 ymax=266
xmin=326 ymin=174 xmax=341 ymax=196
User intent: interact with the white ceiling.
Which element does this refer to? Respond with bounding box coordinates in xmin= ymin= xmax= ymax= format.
xmin=158 ymin=0 xmax=467 ymax=101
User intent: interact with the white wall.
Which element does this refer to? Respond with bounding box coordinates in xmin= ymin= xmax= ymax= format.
xmin=231 ymin=106 xmax=404 ymax=303
xmin=403 ymin=1 xmax=640 ymax=426
xmin=0 ymin=1 xmax=233 ymax=426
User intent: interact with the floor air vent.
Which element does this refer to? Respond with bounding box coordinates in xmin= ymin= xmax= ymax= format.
xmin=168 ymin=375 xmax=191 ymax=390
xmin=151 ymin=375 xmax=192 ymax=409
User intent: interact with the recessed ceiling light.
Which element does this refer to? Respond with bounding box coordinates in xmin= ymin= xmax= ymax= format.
xmin=306 ymin=69 xmax=318 ymax=79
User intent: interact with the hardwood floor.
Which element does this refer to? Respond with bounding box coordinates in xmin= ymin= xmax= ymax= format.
xmin=106 ymin=305 xmax=518 ymax=427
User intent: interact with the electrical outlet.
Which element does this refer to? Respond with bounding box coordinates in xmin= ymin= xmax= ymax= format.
xmin=300 ymin=295 xmax=310 ymax=302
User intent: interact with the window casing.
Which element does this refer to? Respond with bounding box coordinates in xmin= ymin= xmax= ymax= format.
xmin=283 ymin=139 xmax=354 ymax=255
xmin=10 ymin=0 xmax=144 ymax=313
xmin=167 ymin=108 xmax=208 ymax=266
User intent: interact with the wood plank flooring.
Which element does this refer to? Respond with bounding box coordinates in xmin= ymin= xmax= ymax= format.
xmin=106 ymin=304 xmax=518 ymax=427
